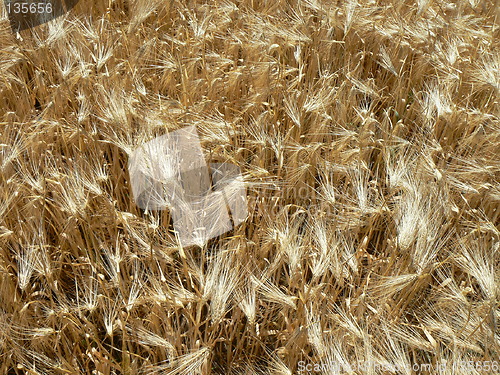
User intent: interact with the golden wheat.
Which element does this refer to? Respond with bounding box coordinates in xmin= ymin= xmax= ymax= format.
xmin=0 ymin=0 xmax=498 ymax=374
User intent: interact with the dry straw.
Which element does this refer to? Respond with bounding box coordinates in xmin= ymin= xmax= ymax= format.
xmin=0 ymin=0 xmax=498 ymax=374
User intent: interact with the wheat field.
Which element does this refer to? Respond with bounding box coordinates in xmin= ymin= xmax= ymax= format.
xmin=0 ymin=0 xmax=499 ymax=374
